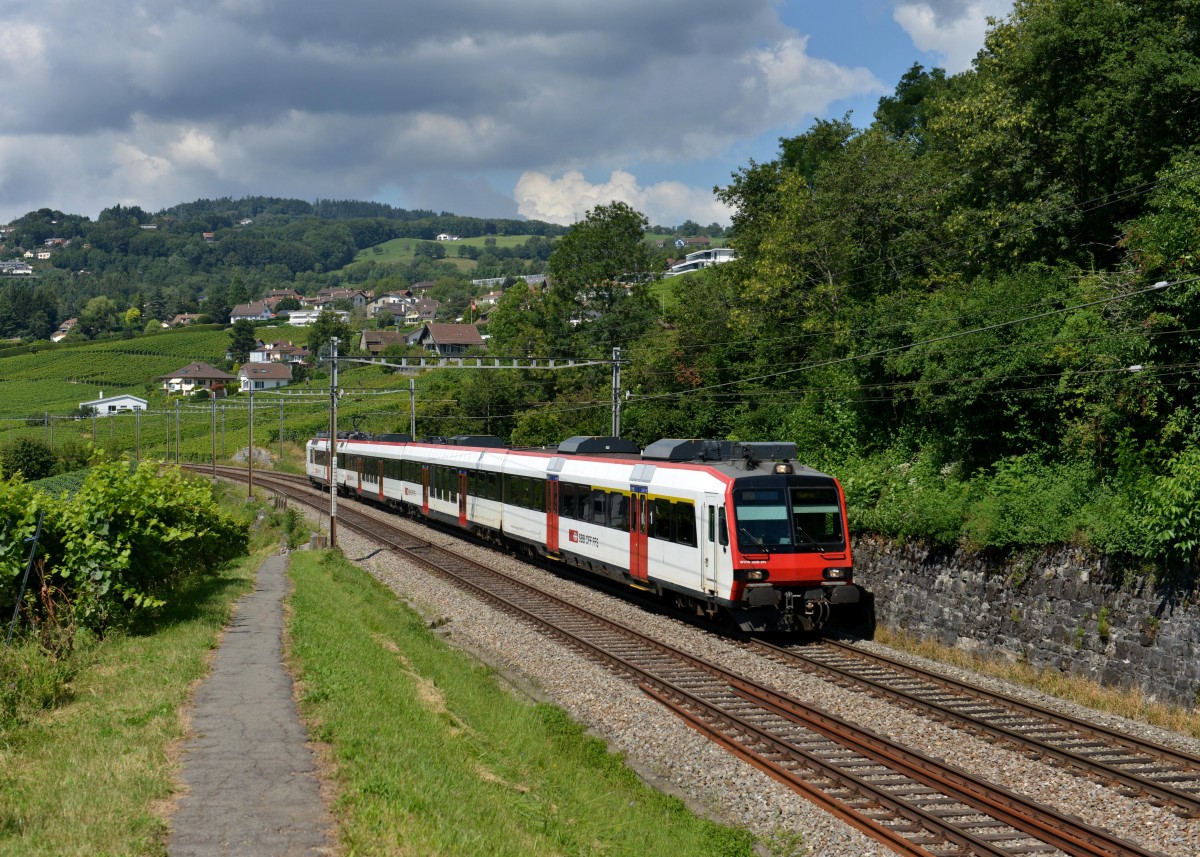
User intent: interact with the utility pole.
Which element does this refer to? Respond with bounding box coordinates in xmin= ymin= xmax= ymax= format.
xmin=279 ymin=400 xmax=284 ymax=463
xmin=134 ymin=407 xmax=140 ymax=462
xmin=174 ymin=399 xmax=180 ymax=466
xmin=247 ymin=387 xmax=254 ymax=498
xmin=409 ymin=377 xmax=416 ymax=439
xmin=329 ymin=337 xmax=339 ymax=548
xmin=211 ymin=394 xmax=217 ymax=479
xmin=611 ymin=347 xmax=622 ymax=438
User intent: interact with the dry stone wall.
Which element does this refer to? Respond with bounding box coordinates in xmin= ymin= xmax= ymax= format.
xmin=851 ymin=535 xmax=1200 ymax=710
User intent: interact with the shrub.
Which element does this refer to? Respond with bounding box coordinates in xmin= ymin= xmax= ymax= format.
xmin=3 ymin=461 xmax=249 ymax=633
xmin=0 ymin=437 xmax=58 ymax=481
xmin=1144 ymin=447 xmax=1200 ymax=564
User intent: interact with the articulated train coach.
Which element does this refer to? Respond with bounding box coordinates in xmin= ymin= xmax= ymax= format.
xmin=306 ymin=433 xmax=865 ymax=634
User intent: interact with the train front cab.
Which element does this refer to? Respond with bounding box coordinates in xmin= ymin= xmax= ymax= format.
xmin=724 ymin=470 xmax=860 ymax=633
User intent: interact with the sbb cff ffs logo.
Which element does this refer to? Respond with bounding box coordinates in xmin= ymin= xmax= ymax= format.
xmin=569 ymin=530 xmax=600 ymax=548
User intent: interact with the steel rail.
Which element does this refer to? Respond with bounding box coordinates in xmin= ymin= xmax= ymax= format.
xmin=755 ymin=639 xmax=1200 ymax=816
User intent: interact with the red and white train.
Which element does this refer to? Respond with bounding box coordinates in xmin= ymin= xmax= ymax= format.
xmin=306 ymin=433 xmax=865 ymax=633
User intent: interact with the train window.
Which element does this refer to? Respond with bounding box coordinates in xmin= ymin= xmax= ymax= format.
xmin=586 ymin=489 xmax=605 ymax=525
xmin=790 ymin=486 xmax=843 ymax=544
xmin=560 ymin=482 xmax=578 ymax=519
xmin=608 ymin=493 xmax=628 ymax=530
xmin=675 ymin=502 xmax=696 ymax=547
xmin=651 ymin=498 xmax=673 ymax=541
xmin=733 ymin=487 xmax=791 ymax=547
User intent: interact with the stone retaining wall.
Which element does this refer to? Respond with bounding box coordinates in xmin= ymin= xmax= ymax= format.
xmin=851 ymin=535 xmax=1200 ymax=710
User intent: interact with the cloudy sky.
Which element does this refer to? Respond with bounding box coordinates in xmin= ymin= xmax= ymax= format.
xmin=0 ymin=1 xmax=1013 ymax=228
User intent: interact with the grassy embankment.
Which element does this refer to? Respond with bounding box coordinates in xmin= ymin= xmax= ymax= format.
xmin=286 ymin=547 xmax=759 ymax=856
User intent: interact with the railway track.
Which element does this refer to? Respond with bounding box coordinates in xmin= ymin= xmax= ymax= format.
xmin=753 ymin=640 xmax=1200 ymax=818
xmin=201 ymin=465 xmax=1168 ymax=856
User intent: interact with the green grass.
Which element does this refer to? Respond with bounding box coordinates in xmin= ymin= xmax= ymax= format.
xmin=0 ymin=554 xmax=258 ymax=856
xmin=287 ymin=549 xmax=758 ymax=857
xmin=353 ymin=234 xmax=542 ymax=264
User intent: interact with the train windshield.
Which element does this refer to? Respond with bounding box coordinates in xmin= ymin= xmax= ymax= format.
xmin=732 ymin=481 xmax=844 ymax=552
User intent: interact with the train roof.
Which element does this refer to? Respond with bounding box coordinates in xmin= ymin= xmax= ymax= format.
xmin=312 ymin=433 xmax=829 ymax=477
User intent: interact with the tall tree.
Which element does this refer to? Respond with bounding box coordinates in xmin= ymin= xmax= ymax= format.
xmin=229 ymin=319 xmax=258 ymax=364
xmin=874 ymin=63 xmax=947 ymax=146
xmin=306 ymin=309 xmax=355 ymax=359
xmin=545 ymin=201 xmax=657 ymax=355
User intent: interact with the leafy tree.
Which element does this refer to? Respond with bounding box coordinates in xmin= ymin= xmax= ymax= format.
xmin=874 ymin=63 xmax=947 ymax=146
xmin=545 ymin=201 xmax=658 ymax=355
xmin=229 ymin=319 xmax=258 ymax=363
xmin=306 ymin=309 xmax=355 ymax=359
xmin=78 ymin=296 xmax=121 ymax=338
xmin=485 ymin=283 xmax=555 ymax=356
xmin=778 ymin=114 xmax=857 ymax=189
xmin=203 ymin=281 xmax=232 ymax=324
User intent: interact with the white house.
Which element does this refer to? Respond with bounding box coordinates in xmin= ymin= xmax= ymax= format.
xmin=280 ymin=309 xmax=349 ymax=327
xmin=238 ymin=362 xmax=292 ymax=391
xmin=435 ymin=233 xmax=460 ymax=241
xmin=229 ymin=301 xmax=274 ymax=322
xmin=664 ymin=247 xmax=737 ymax=277
xmin=80 ymin=393 xmax=148 ymax=415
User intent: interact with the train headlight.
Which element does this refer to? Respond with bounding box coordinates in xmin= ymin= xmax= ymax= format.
xmin=746 ymin=569 xmax=769 ymax=582
xmin=773 ymin=463 xmax=794 ymax=474
xmin=823 ymin=567 xmax=851 ymax=581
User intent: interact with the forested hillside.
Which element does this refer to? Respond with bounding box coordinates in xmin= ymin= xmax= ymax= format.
xmin=0 ymin=198 xmax=570 ymax=340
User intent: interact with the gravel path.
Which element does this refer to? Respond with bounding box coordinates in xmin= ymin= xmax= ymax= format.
xmin=318 ymin=503 xmax=1200 ymax=857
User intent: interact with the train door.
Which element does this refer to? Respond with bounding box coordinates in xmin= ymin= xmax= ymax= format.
xmin=355 ymin=456 xmax=363 ymax=495
xmin=545 ymin=477 xmax=560 ymax=554
xmin=421 ymin=465 xmax=430 ymax=515
xmin=702 ymin=493 xmax=722 ymax=593
xmin=458 ymin=470 xmax=468 ymax=527
xmin=629 ymin=487 xmax=649 ymax=581
xmin=377 ymin=459 xmax=384 ymax=502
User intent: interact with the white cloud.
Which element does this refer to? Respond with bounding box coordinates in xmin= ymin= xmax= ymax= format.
xmin=513 ymin=170 xmax=733 ymax=228
xmin=893 ymin=1 xmax=1013 ymax=73
xmin=752 ymin=36 xmax=885 ymax=116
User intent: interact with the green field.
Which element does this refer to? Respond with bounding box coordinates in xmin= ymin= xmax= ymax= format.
xmin=0 ymin=327 xmax=433 ymax=468
xmin=352 ymin=234 xmax=543 ymax=265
